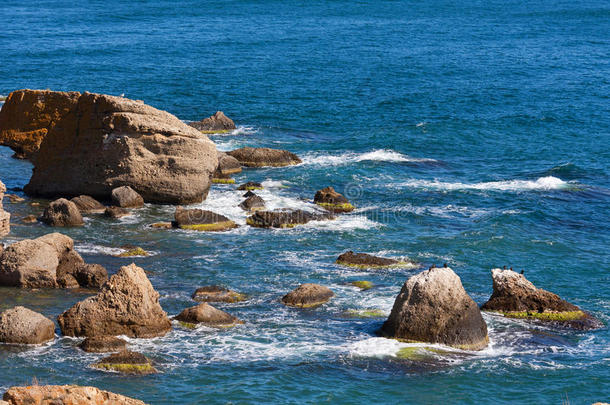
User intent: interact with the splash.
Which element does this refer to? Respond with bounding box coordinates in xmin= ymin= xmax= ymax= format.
xmin=301 ymin=149 xmax=437 ymax=166
xmin=396 ymin=176 xmax=571 ymax=192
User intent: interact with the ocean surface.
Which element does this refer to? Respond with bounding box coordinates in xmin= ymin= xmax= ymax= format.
xmin=0 ymin=0 xmax=609 ymax=403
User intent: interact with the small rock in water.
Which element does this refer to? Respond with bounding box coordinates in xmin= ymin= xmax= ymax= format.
xmin=350 ymin=280 xmax=373 ymax=290
xmin=70 ymin=195 xmax=106 ymax=214
xmin=227 ymin=147 xmax=302 ymax=167
xmin=0 ymin=306 xmax=55 ymax=345
xmin=150 ymin=222 xmax=173 ymax=229
xmin=92 ymin=351 xmax=157 ymax=374
xmin=174 ymin=303 xmax=243 ymax=328
xmin=239 ymin=194 xmax=265 ymax=212
xmin=116 ymin=247 xmax=148 ymax=257
xmin=104 ymin=206 xmax=131 ymax=219
xmin=237 ymin=181 xmax=263 ymax=191
xmin=21 ymin=214 xmax=37 ymax=223
xmin=189 ymin=111 xmax=236 ymax=133
xmin=172 ymin=207 xmax=237 ymax=232
xmin=247 ymin=209 xmax=334 ymax=229
xmin=313 ymin=186 xmax=355 ymax=213
xmin=111 ymin=186 xmax=144 ymax=208
xmin=192 ymin=286 xmax=246 ymax=303
xmin=282 ymin=283 xmax=334 ymax=308
xmin=39 ymin=198 xmax=84 ymax=227
xmin=336 ymin=251 xmax=416 ymax=269
xmin=79 ymin=336 xmax=127 ymax=353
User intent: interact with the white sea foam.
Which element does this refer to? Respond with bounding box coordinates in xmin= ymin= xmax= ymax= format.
xmin=74 ymin=243 xmax=124 ymax=256
xmin=301 ymin=149 xmax=436 ymax=167
xmin=395 ymin=176 xmax=571 ymax=192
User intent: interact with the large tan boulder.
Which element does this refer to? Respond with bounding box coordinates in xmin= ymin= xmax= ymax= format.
xmin=481 ymin=268 xmax=600 ymax=329
xmin=0 ymin=89 xmax=81 ymax=159
xmin=380 ymin=267 xmax=489 ymax=350
xmin=57 ymin=263 xmax=171 ymax=338
xmin=0 ymin=180 xmax=9 ymax=237
xmin=0 ymin=306 xmax=55 ymax=345
xmin=19 ymin=91 xmax=217 ymax=204
xmin=39 ymin=198 xmax=84 ymax=227
xmin=2 ymin=385 xmax=147 ymax=404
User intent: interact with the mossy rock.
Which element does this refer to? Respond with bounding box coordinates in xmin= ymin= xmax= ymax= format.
xmin=150 ymin=222 xmax=173 ymax=229
xmin=178 ymin=321 xmax=198 ymax=329
xmin=179 ymin=221 xmax=237 ymax=232
xmin=343 ymin=309 xmax=385 ymax=318
xmin=212 ymin=178 xmax=236 ymax=184
xmin=315 ymin=202 xmax=355 ymax=213
xmin=246 ymin=217 xmax=300 ymax=229
xmin=93 ymin=362 xmax=157 ymax=374
xmin=503 ymin=310 xmax=587 ymax=322
xmin=350 ymin=280 xmax=373 ymax=290
xmin=199 ymin=129 xmax=231 ymax=134
xmin=336 ymin=260 xmax=417 ymax=270
xmin=116 ymin=247 xmax=148 ymax=257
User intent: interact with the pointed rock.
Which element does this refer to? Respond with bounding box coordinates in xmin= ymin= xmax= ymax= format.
xmin=189 ymin=111 xmax=236 ymax=133
xmin=314 ymin=186 xmax=354 ymax=213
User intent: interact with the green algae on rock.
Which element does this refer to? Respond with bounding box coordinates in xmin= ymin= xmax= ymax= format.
xmin=350 ymin=280 xmax=373 ymax=290
xmin=343 ymin=309 xmax=385 ymax=318
xmin=247 ymin=209 xmax=334 ymax=229
xmin=336 ymin=251 xmax=418 ymax=269
xmin=92 ymin=351 xmax=157 ymax=375
xmin=212 ymin=178 xmax=236 ymax=184
xmin=116 ymin=247 xmax=148 ymax=257
xmin=313 ymin=187 xmax=355 ymax=213
xmin=172 ymin=207 xmax=237 ymax=232
xmin=237 ymin=181 xmax=263 ymax=191
xmin=192 ymin=286 xmax=246 ymax=303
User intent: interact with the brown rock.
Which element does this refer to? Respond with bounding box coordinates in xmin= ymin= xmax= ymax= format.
xmin=227 ymin=147 xmax=302 ymax=167
xmin=104 ymin=206 xmax=130 ymax=219
xmin=72 ymin=264 xmax=108 ymax=289
xmin=216 ymin=151 xmax=242 ymax=176
xmin=92 ymin=351 xmax=157 ymax=375
xmin=237 ymin=181 xmax=263 ymax=191
xmin=175 ymin=303 xmax=243 ymax=327
xmin=2 ymin=385 xmax=147 ymax=405
xmin=380 ymin=267 xmax=489 ymax=350
xmin=22 ymin=91 xmax=217 ymax=204
xmin=57 ymin=263 xmax=171 ymax=338
xmin=282 ymin=283 xmax=334 ymax=308
xmin=111 ymin=186 xmax=144 ymax=208
xmin=39 ymin=198 xmax=84 ymax=227
xmin=192 ymin=286 xmax=245 ymax=303
xmin=0 ymin=306 xmax=55 ymax=344
xmin=314 ymin=186 xmax=355 ymax=213
xmin=0 ymin=181 xmax=9 ymax=236
xmin=336 ymin=251 xmax=416 ymax=269
xmin=0 ymin=89 xmax=81 ymax=160
xmin=189 ymin=111 xmax=236 ymax=132
xmin=246 ymin=209 xmax=334 ymax=229
xmin=481 ymin=268 xmax=600 ymax=329
xmin=78 ymin=336 xmax=126 ymax=353
xmin=21 ymin=215 xmax=37 ymax=224
xmin=172 ymin=207 xmax=237 ymax=231
xmin=70 ymin=195 xmax=105 ymax=214
xmin=239 ymin=194 xmax=265 ymax=212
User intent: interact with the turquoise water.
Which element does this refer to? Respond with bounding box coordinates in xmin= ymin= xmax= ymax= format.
xmin=0 ymin=0 xmax=609 ymax=403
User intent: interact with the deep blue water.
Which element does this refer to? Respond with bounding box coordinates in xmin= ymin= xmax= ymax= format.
xmin=0 ymin=0 xmax=609 ymax=404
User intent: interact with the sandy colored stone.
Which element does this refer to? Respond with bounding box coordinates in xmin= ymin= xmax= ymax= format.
xmin=78 ymin=336 xmax=126 ymax=353
xmin=70 ymin=195 xmax=105 ymax=214
xmin=39 ymin=198 xmax=84 ymax=227
xmin=175 ymin=303 xmax=242 ymax=327
xmin=2 ymin=385 xmax=147 ymax=404
xmin=0 ymin=306 xmax=55 ymax=344
xmin=111 ymin=186 xmax=144 ymax=208
xmin=282 ymin=283 xmax=334 ymax=308
xmin=189 ymin=111 xmax=235 ymax=132
xmin=192 ymin=286 xmax=245 ymax=303
xmin=227 ymin=147 xmax=302 ymax=167
xmin=0 ymin=180 xmax=10 ymax=237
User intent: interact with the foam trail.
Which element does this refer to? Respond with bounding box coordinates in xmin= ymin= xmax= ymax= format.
xmin=396 ymin=176 xmax=571 ymax=192
xmin=302 ymin=149 xmax=436 ymax=166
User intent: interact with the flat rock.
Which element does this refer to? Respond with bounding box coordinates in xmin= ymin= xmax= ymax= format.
xmin=314 ymin=186 xmax=355 ymax=213
xmin=380 ymin=267 xmax=489 ymax=350
xmin=227 ymin=147 xmax=302 ymax=167
xmin=104 ymin=206 xmax=130 ymax=219
xmin=237 ymin=181 xmax=263 ymax=191
xmin=172 ymin=207 xmax=237 ymax=231
xmin=111 ymin=186 xmax=144 ymax=208
xmin=70 ymin=195 xmax=105 ymax=214
xmin=175 ymin=303 xmax=243 ymax=328
xmin=481 ymin=268 xmax=601 ymax=329
xmin=246 ymin=209 xmax=334 ymax=229
xmin=282 ymin=283 xmax=334 ymax=308
xmin=78 ymin=336 xmax=127 ymax=353
xmin=57 ymin=263 xmax=172 ymax=338
xmin=189 ymin=111 xmax=235 ymax=133
xmin=2 ymin=385 xmax=147 ymax=405
xmin=39 ymin=198 xmax=84 ymax=227
xmin=192 ymin=286 xmax=245 ymax=303
xmin=0 ymin=306 xmax=55 ymax=345
xmin=336 ymin=251 xmax=417 ymax=269
xmin=92 ymin=351 xmax=157 ymax=375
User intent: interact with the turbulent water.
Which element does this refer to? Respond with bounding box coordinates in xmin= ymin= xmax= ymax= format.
xmin=0 ymin=0 xmax=609 ymax=403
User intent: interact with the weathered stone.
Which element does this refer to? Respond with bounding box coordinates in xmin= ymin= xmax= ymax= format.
xmin=0 ymin=89 xmax=81 ymax=159
xmin=314 ymin=186 xmax=355 ymax=213
xmin=282 ymin=284 xmax=334 ymax=308
xmin=104 ymin=206 xmax=130 ymax=219
xmin=0 ymin=181 xmax=9 ymax=236
xmin=336 ymin=251 xmax=417 ymax=269
xmin=481 ymin=268 xmax=600 ymax=329
xmin=239 ymin=194 xmax=265 ymax=212
xmin=21 ymin=215 xmax=37 ymax=224
xmin=175 ymin=303 xmax=243 ymax=328
xmin=216 ymin=151 xmax=242 ymax=176
xmin=111 ymin=186 xmax=144 ymax=208
xmin=380 ymin=267 xmax=489 ymax=350
xmin=192 ymin=286 xmax=245 ymax=303
xmin=70 ymin=195 xmax=105 ymax=214
xmin=172 ymin=207 xmax=237 ymax=231
xmin=246 ymin=209 xmax=334 ymax=229
xmin=0 ymin=306 xmax=55 ymax=345
xmin=189 ymin=111 xmax=235 ymax=133
xmin=72 ymin=264 xmax=108 ymax=289
xmin=237 ymin=181 xmax=263 ymax=191
xmin=78 ymin=336 xmax=126 ymax=353
xmin=227 ymin=147 xmax=302 ymax=167
xmin=2 ymin=385 xmax=147 ymax=405
xmin=39 ymin=198 xmax=84 ymax=227
xmin=57 ymin=263 xmax=171 ymax=338
xmin=22 ymin=91 xmax=217 ymax=204
xmin=92 ymin=351 xmax=157 ymax=375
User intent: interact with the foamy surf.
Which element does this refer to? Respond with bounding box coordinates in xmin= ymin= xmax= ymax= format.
xmin=395 ymin=176 xmax=572 ymax=192
xmin=301 ymin=149 xmax=437 ymax=167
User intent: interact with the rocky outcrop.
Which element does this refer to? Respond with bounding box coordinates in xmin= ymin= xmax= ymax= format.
xmin=282 ymin=284 xmax=334 ymax=308
xmin=380 ymin=267 xmax=488 ymax=350
xmin=2 ymin=385 xmax=147 ymax=405
xmin=21 ymin=91 xmax=217 ymax=204
xmin=314 ymin=186 xmax=355 ymax=213
xmin=189 ymin=111 xmax=235 ymax=133
xmin=481 ymin=268 xmax=600 ymax=329
xmin=239 ymin=194 xmax=265 ymax=212
xmin=336 ymin=251 xmax=417 ymax=269
xmin=0 ymin=306 xmax=55 ymax=344
xmin=192 ymin=286 xmax=245 ymax=303
xmin=79 ymin=336 xmax=127 ymax=353
xmin=227 ymin=147 xmax=302 ymax=167
xmin=172 ymin=207 xmax=237 ymax=231
xmin=92 ymin=351 xmax=157 ymax=374
xmin=39 ymin=198 xmax=84 ymax=227
xmin=0 ymin=233 xmax=103 ymax=288
xmin=111 ymin=186 xmax=144 ymax=208
xmin=237 ymin=181 xmax=263 ymax=191
xmin=175 ymin=303 xmax=243 ymax=328
xmin=57 ymin=263 xmax=171 ymax=338
xmin=104 ymin=206 xmax=130 ymax=219
xmin=0 ymin=181 xmax=9 ymax=237
xmin=70 ymin=195 xmax=105 ymax=214
xmin=0 ymin=89 xmax=81 ymax=159
xmin=246 ymin=209 xmax=334 ymax=229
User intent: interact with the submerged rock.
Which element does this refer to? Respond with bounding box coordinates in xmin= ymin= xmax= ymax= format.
xmin=0 ymin=306 xmax=55 ymax=345
xmin=314 ymin=186 xmax=355 ymax=213
xmin=104 ymin=206 xmax=130 ymax=219
xmin=189 ymin=111 xmax=236 ymax=133
xmin=380 ymin=267 xmax=489 ymax=350
xmin=116 ymin=247 xmax=148 ymax=257
xmin=350 ymin=280 xmax=373 ymax=290
xmin=21 ymin=215 xmax=37 ymax=224
xmin=282 ymin=283 xmax=334 ymax=308
xmin=78 ymin=336 xmax=127 ymax=353
xmin=111 ymin=186 xmax=144 ymax=208
xmin=21 ymin=91 xmax=217 ymax=204
xmin=227 ymin=147 xmax=302 ymax=167
xmin=239 ymin=194 xmax=265 ymax=212
xmin=246 ymin=209 xmax=334 ymax=229
xmin=70 ymin=195 xmax=106 ymax=214
xmin=57 ymin=263 xmax=172 ymax=338
xmin=92 ymin=351 xmax=157 ymax=375
xmin=39 ymin=198 xmax=84 ymax=227
xmin=0 ymin=181 xmax=9 ymax=236
xmin=237 ymin=181 xmax=263 ymax=191
xmin=481 ymin=268 xmax=600 ymax=329
xmin=192 ymin=286 xmax=246 ymax=303
xmin=336 ymin=251 xmax=416 ymax=269
xmin=172 ymin=207 xmax=237 ymax=231
xmin=175 ymin=303 xmax=243 ymax=328
xmin=2 ymin=385 xmax=147 ymax=405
